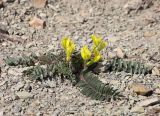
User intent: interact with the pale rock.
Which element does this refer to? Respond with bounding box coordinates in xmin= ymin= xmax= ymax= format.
xmin=110 ymin=80 xmax=120 ymax=85
xmin=84 ymin=111 xmax=94 ymax=116
xmin=105 ymin=104 xmax=113 ymax=114
xmin=108 ymin=52 xmax=116 ymax=58
xmin=113 ymin=109 xmax=122 ymax=116
xmin=31 ymin=0 xmax=47 ymax=8
xmin=131 ymin=106 xmax=145 ymax=113
xmin=107 ymin=36 xmax=119 ymax=43
xmin=39 ymin=12 xmax=47 ymax=18
xmin=114 ymin=48 xmax=125 ymax=58
xmin=26 ymin=41 xmax=36 ymax=48
xmin=24 ymin=83 xmax=32 ymax=92
xmin=15 ymin=91 xmax=34 ymax=99
xmin=124 ymin=0 xmax=142 ymax=12
xmin=124 ymin=0 xmax=153 ymax=12
xmin=130 ymin=83 xmax=153 ymax=96
xmin=155 ymin=89 xmax=160 ymax=95
xmin=52 ymin=109 xmax=60 ymax=116
xmin=137 ymin=97 xmax=160 ymax=107
xmin=48 ymin=88 xmax=54 ymax=93
xmin=0 ymin=57 xmax=4 ymax=66
xmin=11 ymin=81 xmax=25 ymax=91
xmin=154 ymin=83 xmax=160 ymax=88
xmin=1 ymin=72 xmax=7 ymax=78
xmin=152 ymin=67 xmax=160 ymax=76
xmin=30 ymin=100 xmax=40 ymax=107
xmin=8 ymin=68 xmax=22 ymax=76
xmin=143 ymin=31 xmax=156 ymax=38
xmin=146 ymin=108 xmax=160 ymax=115
xmin=55 ymin=15 xmax=70 ymax=24
xmin=2 ymin=42 xmax=7 ymax=47
xmin=36 ymin=112 xmax=43 ymax=116
xmin=137 ymin=12 xmax=157 ymax=26
xmin=42 ymin=79 xmax=56 ymax=88
xmin=29 ymin=17 xmax=45 ymax=29
xmin=0 ymin=80 xmax=6 ymax=86
xmin=0 ymin=111 xmax=4 ymax=116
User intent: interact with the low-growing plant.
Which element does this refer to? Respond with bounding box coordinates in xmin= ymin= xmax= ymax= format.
xmin=5 ymin=34 xmax=122 ymax=101
xmin=59 ymin=35 xmax=121 ymax=100
xmin=5 ymin=34 xmax=153 ymax=101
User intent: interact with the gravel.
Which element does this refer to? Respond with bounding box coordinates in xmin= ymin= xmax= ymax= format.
xmin=0 ymin=0 xmax=160 ymax=115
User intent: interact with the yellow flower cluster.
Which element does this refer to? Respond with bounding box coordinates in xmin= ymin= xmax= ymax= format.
xmin=61 ymin=34 xmax=108 ymax=65
xmin=81 ymin=35 xmax=107 ymax=65
xmin=61 ymin=37 xmax=76 ymax=61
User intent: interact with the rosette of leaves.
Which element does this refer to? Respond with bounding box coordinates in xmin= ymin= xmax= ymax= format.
xmin=5 ymin=35 xmax=121 ymax=101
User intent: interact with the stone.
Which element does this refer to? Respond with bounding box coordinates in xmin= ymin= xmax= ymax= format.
xmin=114 ymin=48 xmax=125 ymax=58
xmin=36 ymin=112 xmax=43 ymax=116
xmin=24 ymin=83 xmax=32 ymax=92
xmin=155 ymin=89 xmax=160 ymax=95
xmin=108 ymin=52 xmax=116 ymax=58
xmin=146 ymin=108 xmax=160 ymax=116
xmin=107 ymin=36 xmax=119 ymax=43
xmin=26 ymin=41 xmax=36 ymax=48
xmin=124 ymin=0 xmax=142 ymax=13
xmin=11 ymin=81 xmax=25 ymax=91
xmin=30 ymin=100 xmax=40 ymax=107
xmin=84 ymin=111 xmax=94 ymax=116
xmin=131 ymin=106 xmax=145 ymax=113
xmin=52 ymin=109 xmax=60 ymax=116
xmin=113 ymin=109 xmax=122 ymax=116
xmin=0 ymin=57 xmax=4 ymax=66
xmin=0 ymin=111 xmax=4 ymax=116
xmin=39 ymin=13 xmax=47 ymax=18
xmin=137 ymin=97 xmax=160 ymax=107
xmin=31 ymin=0 xmax=47 ymax=8
xmin=13 ymin=105 xmax=22 ymax=113
xmin=42 ymin=79 xmax=56 ymax=88
xmin=138 ymin=12 xmax=157 ymax=26
xmin=29 ymin=17 xmax=45 ymax=29
xmin=152 ymin=67 xmax=160 ymax=76
xmin=8 ymin=68 xmax=22 ymax=76
xmin=124 ymin=0 xmax=152 ymax=13
xmin=0 ymin=80 xmax=6 ymax=86
xmin=15 ymin=91 xmax=34 ymax=99
xmin=0 ymin=0 xmax=3 ymax=8
xmin=48 ymin=88 xmax=54 ymax=93
xmin=104 ymin=104 xmax=112 ymax=114
xmin=143 ymin=31 xmax=156 ymax=38
xmin=130 ymin=83 xmax=153 ymax=96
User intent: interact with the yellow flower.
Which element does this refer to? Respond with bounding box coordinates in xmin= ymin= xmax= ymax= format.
xmin=90 ymin=34 xmax=108 ymax=51
xmin=92 ymin=49 xmax=102 ymax=62
xmin=66 ymin=47 xmax=74 ymax=61
xmin=98 ymin=41 xmax=107 ymax=51
xmin=81 ymin=45 xmax=91 ymax=61
xmin=61 ymin=37 xmax=75 ymax=49
xmin=87 ymin=49 xmax=102 ymax=65
xmin=61 ymin=37 xmax=76 ymax=61
xmin=91 ymin=34 xmax=102 ymax=46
